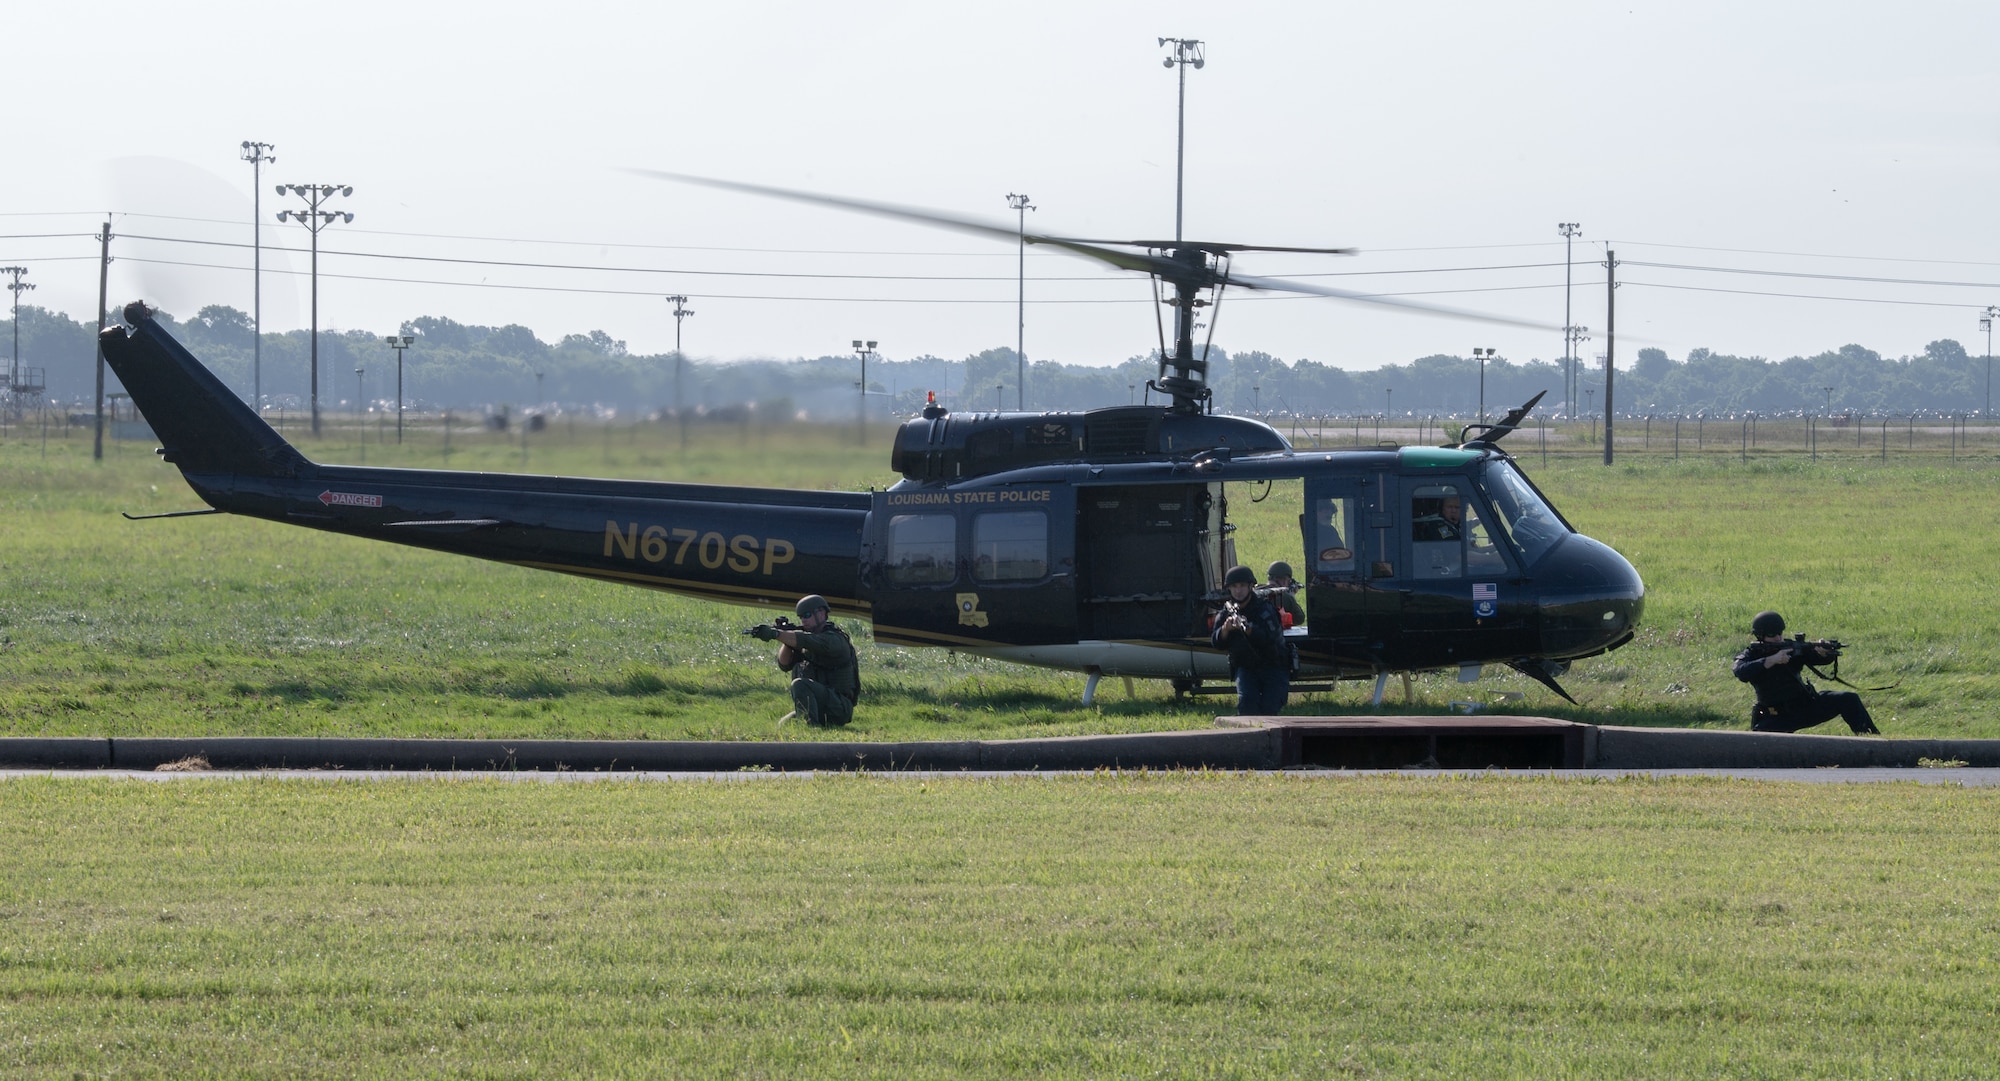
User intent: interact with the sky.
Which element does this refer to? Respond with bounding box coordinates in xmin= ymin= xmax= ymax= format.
xmin=4 ymin=0 xmax=1998 ymax=378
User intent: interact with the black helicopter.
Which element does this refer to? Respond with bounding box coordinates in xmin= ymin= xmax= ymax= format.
xmin=98 ymin=175 xmax=1643 ymax=706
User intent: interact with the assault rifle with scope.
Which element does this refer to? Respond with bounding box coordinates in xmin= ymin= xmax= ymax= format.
xmin=1783 ymin=633 xmax=1845 ymax=661
xmin=743 ymin=616 xmax=798 ymax=641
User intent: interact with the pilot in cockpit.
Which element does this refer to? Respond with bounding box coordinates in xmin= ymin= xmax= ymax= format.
xmin=1412 ymin=495 xmax=1463 ymax=542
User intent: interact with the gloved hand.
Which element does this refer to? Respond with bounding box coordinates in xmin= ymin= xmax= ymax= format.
xmin=750 ymin=624 xmax=778 ymax=642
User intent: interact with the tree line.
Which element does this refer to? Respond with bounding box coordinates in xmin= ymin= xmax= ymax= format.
xmin=5 ymin=303 xmax=1993 ymax=420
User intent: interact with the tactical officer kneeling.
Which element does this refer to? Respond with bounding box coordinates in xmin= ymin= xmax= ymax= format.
xmin=1732 ymin=610 xmax=1879 ymax=735
xmin=750 ymin=594 xmax=860 ymax=727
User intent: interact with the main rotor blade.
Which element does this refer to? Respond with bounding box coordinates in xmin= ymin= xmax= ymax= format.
xmin=629 ymin=169 xmax=1183 ymax=278
xmin=1064 ymin=239 xmax=1359 ymax=256
xmin=1221 ymin=268 xmax=1558 ymax=331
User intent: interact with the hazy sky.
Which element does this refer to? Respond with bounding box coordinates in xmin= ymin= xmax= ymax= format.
xmin=5 ymin=1 xmax=1998 ymax=375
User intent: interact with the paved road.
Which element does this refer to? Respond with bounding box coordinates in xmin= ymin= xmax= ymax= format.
xmin=6 ymin=768 xmax=1998 ymax=785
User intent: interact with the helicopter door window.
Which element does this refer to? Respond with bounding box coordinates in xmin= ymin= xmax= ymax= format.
xmin=972 ymin=511 xmax=1048 ymax=582
xmin=1312 ymin=497 xmax=1356 ymax=575
xmin=1410 ymin=484 xmax=1466 ymax=579
xmin=886 ymin=513 xmax=957 ymax=586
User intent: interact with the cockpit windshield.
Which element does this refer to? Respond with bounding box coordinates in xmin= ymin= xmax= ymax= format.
xmin=1479 ymin=462 xmax=1569 ymax=567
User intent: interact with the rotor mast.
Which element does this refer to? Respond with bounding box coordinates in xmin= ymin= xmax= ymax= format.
xmin=1151 ymin=246 xmax=1217 ymax=413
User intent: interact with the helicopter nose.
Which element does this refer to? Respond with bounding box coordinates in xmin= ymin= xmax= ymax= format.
xmin=1536 ymin=533 xmax=1645 ymax=658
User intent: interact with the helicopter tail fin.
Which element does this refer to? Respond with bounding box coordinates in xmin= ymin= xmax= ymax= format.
xmin=98 ymin=305 xmax=313 ymax=479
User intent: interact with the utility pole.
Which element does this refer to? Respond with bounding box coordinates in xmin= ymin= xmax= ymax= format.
xmin=1007 ymin=193 xmax=1034 ymax=410
xmin=1983 ymin=306 xmax=1997 ymax=417
xmin=666 ymin=295 xmax=694 ymax=449
xmin=3 ymin=266 xmax=31 ymax=406
xmin=1603 ymin=249 xmax=1618 ymax=466
xmin=276 ymin=183 xmax=353 ymax=436
xmin=95 ymin=223 xmax=112 ymax=461
xmin=385 ymin=334 xmax=413 ymax=443
xmin=240 ymin=141 xmax=276 ymax=411
xmin=1557 ymin=223 xmax=1581 ymax=416
xmin=852 ymin=339 xmax=878 ymax=446
xmin=1159 ymin=37 xmax=1204 ymax=243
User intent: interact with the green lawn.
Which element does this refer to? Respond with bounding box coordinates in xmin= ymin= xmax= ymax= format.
xmin=2 ymin=422 xmax=1996 ymax=738
xmin=1 ymin=773 xmax=1994 ymax=1079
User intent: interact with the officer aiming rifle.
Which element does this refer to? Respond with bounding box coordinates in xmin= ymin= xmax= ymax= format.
xmin=747 ymin=594 xmax=860 ymax=727
xmin=1732 ymin=610 xmax=1879 ymax=734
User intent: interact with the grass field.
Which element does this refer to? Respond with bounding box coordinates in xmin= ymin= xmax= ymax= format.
xmin=6 ymin=420 xmax=2000 ymax=1078
xmin=3 ymin=418 xmax=1998 ymax=739
xmin=3 ymin=772 xmax=1997 ymax=1079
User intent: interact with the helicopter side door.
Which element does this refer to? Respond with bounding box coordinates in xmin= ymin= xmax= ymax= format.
xmin=1075 ymin=482 xmax=1219 ymax=642
xmin=1302 ymin=471 xmax=1399 ymax=667
xmin=1397 ymin=477 xmax=1530 ymax=665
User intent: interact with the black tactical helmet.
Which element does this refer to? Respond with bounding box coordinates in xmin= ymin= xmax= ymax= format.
xmin=796 ymin=594 xmax=831 ymax=619
xmin=1266 ymin=560 xmax=1294 ymax=582
xmin=1751 ymin=610 xmax=1786 ymax=637
xmin=1224 ymin=565 xmax=1258 ymax=587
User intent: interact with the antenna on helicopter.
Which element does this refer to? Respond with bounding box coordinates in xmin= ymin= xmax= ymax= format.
xmin=1457 ymin=391 xmax=1548 ymax=448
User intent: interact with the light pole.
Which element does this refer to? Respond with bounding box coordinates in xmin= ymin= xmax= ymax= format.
xmin=1007 ymin=193 xmax=1034 ymax=410
xmin=1823 ymin=386 xmax=1833 ymax=416
xmin=1566 ymin=326 xmax=1591 ymax=415
xmin=1558 ymin=223 xmax=1582 ymax=416
xmin=1472 ymin=347 xmax=1495 ymax=422
xmin=667 ymin=295 xmax=694 ymax=448
xmin=276 ymin=183 xmax=353 ymax=436
xmin=354 ymin=367 xmax=365 ymax=425
xmin=1252 ymin=385 xmax=1260 ymax=413
xmin=385 ymin=334 xmax=413 ymax=444
xmin=240 ymin=141 xmax=275 ymax=411
xmin=852 ymin=339 xmax=878 ymax=446
xmin=1159 ymin=37 xmax=1204 ymax=243
xmin=1385 ymin=387 xmax=1393 ymax=420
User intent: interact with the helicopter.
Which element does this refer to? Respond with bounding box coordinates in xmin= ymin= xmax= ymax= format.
xmin=97 ymin=175 xmax=1643 ymax=707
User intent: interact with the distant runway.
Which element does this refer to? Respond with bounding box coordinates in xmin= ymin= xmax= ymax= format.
xmin=6 ymin=768 xmax=1998 ymax=786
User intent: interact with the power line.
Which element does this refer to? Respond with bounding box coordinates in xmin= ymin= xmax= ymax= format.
xmin=1613 ymin=238 xmax=2000 ymax=269
xmin=111 ymin=253 xmax=1573 ymax=304
xmin=1623 ymin=260 xmax=2000 ymax=290
xmin=1622 ymin=279 xmax=1995 ymax=310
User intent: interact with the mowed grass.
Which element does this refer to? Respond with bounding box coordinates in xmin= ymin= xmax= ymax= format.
xmin=2 ymin=422 xmax=1998 ymax=737
xmin=2 ymin=773 xmax=1996 ymax=1079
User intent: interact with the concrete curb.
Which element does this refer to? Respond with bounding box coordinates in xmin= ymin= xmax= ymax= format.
xmin=2 ymin=724 xmax=1994 ymax=772
xmin=1590 ymin=726 xmax=2000 ymax=769
xmin=0 ymin=729 xmax=1285 ymax=773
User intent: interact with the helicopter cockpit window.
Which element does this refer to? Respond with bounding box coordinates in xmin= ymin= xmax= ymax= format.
xmin=886 ymin=514 xmax=956 ymax=586
xmin=972 ymin=511 xmax=1048 ymax=582
xmin=1481 ymin=463 xmax=1568 ymax=567
xmin=1410 ymin=485 xmax=1466 ymax=579
xmin=1312 ymin=497 xmax=1356 ymax=575
xmin=1410 ymin=484 xmax=1511 ymax=579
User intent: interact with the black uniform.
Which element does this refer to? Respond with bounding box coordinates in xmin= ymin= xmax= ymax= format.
xmin=1211 ymin=591 xmax=1293 ymax=715
xmin=1732 ymin=640 xmax=1878 ymax=734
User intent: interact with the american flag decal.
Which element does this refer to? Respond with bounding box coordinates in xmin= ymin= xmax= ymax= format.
xmin=1473 ymin=583 xmax=1497 ymax=602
